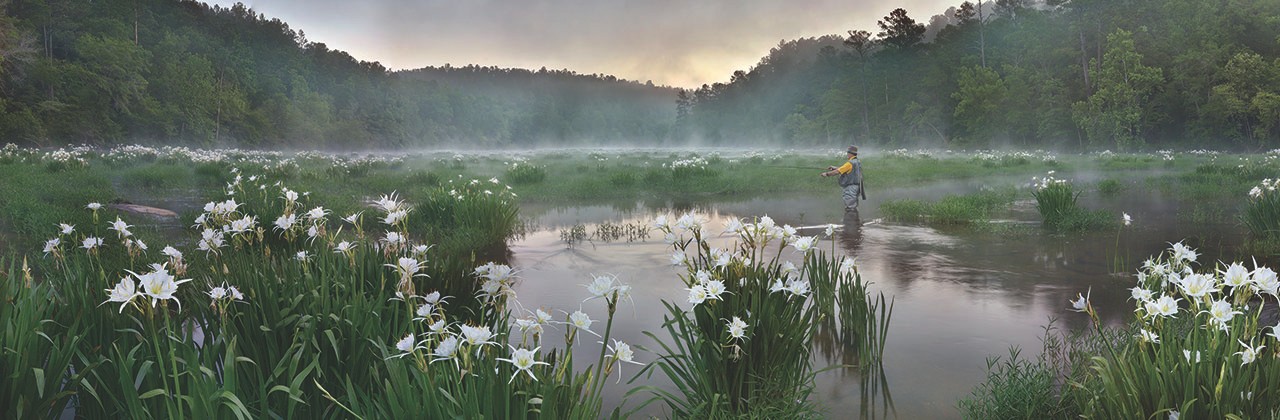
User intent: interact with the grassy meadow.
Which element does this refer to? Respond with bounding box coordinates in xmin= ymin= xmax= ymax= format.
xmin=3 ymin=143 xmax=1280 ymax=418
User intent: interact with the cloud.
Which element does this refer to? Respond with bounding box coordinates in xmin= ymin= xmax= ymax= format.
xmin=215 ymin=0 xmax=958 ymax=88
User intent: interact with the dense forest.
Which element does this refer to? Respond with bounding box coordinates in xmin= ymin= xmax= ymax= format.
xmin=1 ymin=0 xmax=1279 ymax=150
xmin=678 ymin=0 xmax=1280 ymax=151
xmin=0 ymin=0 xmax=676 ymax=149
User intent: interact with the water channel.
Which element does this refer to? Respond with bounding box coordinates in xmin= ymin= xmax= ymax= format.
xmin=508 ymin=174 xmax=1255 ymax=418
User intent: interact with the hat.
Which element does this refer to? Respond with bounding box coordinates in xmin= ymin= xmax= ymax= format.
xmin=846 ymin=146 xmax=858 ymax=154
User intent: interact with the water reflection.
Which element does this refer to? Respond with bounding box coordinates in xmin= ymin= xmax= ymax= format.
xmin=840 ymin=210 xmax=864 ymax=254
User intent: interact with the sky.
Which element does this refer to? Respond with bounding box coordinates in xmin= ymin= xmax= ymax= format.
xmin=207 ymin=0 xmax=961 ymax=89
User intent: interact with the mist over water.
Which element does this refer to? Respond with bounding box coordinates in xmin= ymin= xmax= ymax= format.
xmin=508 ymin=172 xmax=1254 ymax=418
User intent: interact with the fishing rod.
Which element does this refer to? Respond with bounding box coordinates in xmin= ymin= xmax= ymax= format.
xmin=761 ymin=165 xmax=825 ymax=170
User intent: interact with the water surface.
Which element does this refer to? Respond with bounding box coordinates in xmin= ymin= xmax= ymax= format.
xmin=509 ymin=178 xmax=1253 ymax=418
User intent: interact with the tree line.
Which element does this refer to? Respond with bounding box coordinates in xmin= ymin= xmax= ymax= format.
xmin=677 ymin=0 xmax=1280 ymax=151
xmin=2 ymin=0 xmax=1278 ymax=151
xmin=0 ymin=0 xmax=676 ymax=149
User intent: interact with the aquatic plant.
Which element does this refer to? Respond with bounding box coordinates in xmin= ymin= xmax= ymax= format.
xmin=2 ymin=168 xmax=595 ymax=419
xmin=880 ymin=188 xmax=1015 ymax=226
xmin=1242 ymin=178 xmax=1280 ymax=239
xmin=506 ymin=160 xmax=548 ymax=185
xmin=958 ymin=347 xmax=1071 ymax=419
xmin=1031 ymin=172 xmax=1079 ymax=226
xmin=634 ymin=214 xmax=890 ymax=417
xmin=1065 ymin=243 xmax=1280 ymax=418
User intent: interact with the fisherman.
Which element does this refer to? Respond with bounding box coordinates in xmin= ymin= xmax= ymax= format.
xmin=820 ymin=146 xmax=866 ymax=211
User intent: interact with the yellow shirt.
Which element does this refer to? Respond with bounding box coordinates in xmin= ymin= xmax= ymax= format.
xmin=836 ymin=160 xmax=853 ymax=174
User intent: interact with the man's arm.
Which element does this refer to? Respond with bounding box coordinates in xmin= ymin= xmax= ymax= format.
xmin=821 ymin=161 xmax=853 ymax=177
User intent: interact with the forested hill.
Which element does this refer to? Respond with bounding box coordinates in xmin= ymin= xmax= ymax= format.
xmin=0 ymin=0 xmax=677 ymax=149
xmin=677 ymin=0 xmax=1280 ymax=151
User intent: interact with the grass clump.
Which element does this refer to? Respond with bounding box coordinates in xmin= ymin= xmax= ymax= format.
xmin=505 ymin=161 xmax=547 ymax=185
xmin=1032 ymin=174 xmax=1113 ymax=232
xmin=1096 ymin=178 xmax=1124 ymax=195
xmin=958 ymin=347 xmax=1070 ymax=419
xmin=880 ymin=188 xmax=1015 ymax=226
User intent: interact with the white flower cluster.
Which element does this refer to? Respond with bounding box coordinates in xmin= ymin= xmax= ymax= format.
xmin=444 ymin=175 xmax=518 ymax=201
xmin=102 ymin=264 xmax=193 ymax=313
xmin=1247 ymin=178 xmax=1279 ymax=200
xmin=388 ymin=268 xmax=639 ymax=384
xmin=666 ymin=156 xmax=709 ymax=171
xmin=1120 ymin=242 xmax=1279 ymax=366
xmin=972 ymin=149 xmax=1058 ymax=163
xmin=1030 ymin=171 xmax=1068 ymax=191
xmin=45 ymin=148 xmax=90 ymax=167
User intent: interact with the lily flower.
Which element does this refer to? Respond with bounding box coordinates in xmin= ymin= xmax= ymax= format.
xmin=42 ymin=238 xmax=60 ymax=256
xmin=384 ymin=209 xmax=410 ymax=226
xmin=305 ymin=206 xmax=329 ymax=221
xmin=82 ymin=236 xmax=103 ymax=251
xmin=584 ymin=274 xmax=618 ymax=301
xmin=704 ymin=280 xmax=727 ymax=301
xmin=790 ymin=236 xmax=817 ymax=253
xmin=723 ymin=218 xmax=743 ymax=235
xmin=727 ymin=316 xmax=749 ymax=341
xmin=1144 ymin=295 xmax=1180 ymax=318
xmin=273 ymin=214 xmax=297 ymax=232
xmin=687 ymin=284 xmax=709 ymax=306
xmin=430 ymin=335 xmax=461 ymax=365
xmin=102 ymin=277 xmax=141 ymax=313
xmin=1129 ymin=286 xmax=1154 ymax=302
xmin=1236 ymin=339 xmax=1264 ymax=366
xmin=606 ymin=339 xmax=642 ymax=383
xmin=652 ymin=215 xmax=669 ymax=231
xmin=496 ymin=346 xmax=549 ymax=383
xmin=1137 ymin=329 xmax=1159 ymax=344
xmin=1203 ymin=300 xmax=1241 ymax=328
xmin=334 ymin=241 xmax=355 ymax=254
xmin=1221 ymin=262 xmax=1251 ymax=288
xmin=130 ymin=266 xmax=192 ymax=310
xmin=565 ymin=310 xmax=600 ymax=339
xmin=1251 ymin=264 xmax=1279 ymax=296
xmin=670 ymin=251 xmax=687 ymax=266
xmin=386 ymin=333 xmax=426 ymax=359
xmin=1170 ymin=242 xmax=1198 ymax=264
xmin=342 ymin=212 xmax=362 ymax=225
xmin=458 ymin=324 xmax=497 ymax=350
xmin=1069 ymin=288 xmax=1091 ymax=312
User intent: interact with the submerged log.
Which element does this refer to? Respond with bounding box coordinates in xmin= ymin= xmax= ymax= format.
xmin=110 ymin=203 xmax=179 ymax=219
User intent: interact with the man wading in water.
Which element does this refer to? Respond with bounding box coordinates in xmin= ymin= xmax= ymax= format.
xmin=820 ymin=146 xmax=866 ymax=212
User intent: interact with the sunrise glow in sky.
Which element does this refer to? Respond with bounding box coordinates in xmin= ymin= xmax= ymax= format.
xmin=208 ymin=0 xmax=962 ymax=88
